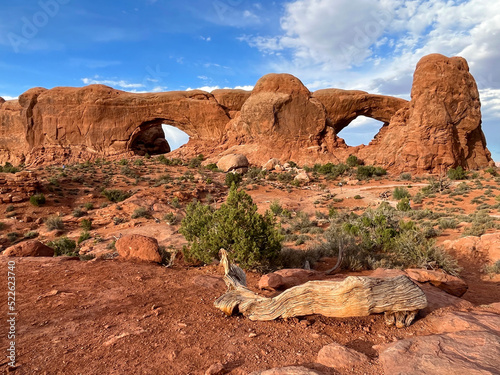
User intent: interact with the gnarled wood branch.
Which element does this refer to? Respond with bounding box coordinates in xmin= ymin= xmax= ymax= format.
xmin=215 ymin=251 xmax=427 ymax=328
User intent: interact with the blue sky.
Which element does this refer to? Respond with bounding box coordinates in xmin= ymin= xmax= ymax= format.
xmin=1 ymin=0 xmax=499 ymax=160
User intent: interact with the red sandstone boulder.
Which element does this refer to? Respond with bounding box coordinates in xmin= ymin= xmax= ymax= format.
xmin=217 ymin=154 xmax=249 ymax=172
xmin=3 ymin=240 xmax=54 ymax=257
xmin=405 ymin=268 xmax=468 ymax=297
xmin=443 ymin=233 xmax=500 ymax=264
xmin=115 ymin=234 xmax=162 ymax=263
xmin=378 ymin=330 xmax=500 ymax=375
xmin=317 ymin=342 xmax=369 ymax=369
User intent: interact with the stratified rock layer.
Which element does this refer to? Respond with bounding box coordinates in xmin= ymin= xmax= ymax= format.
xmin=0 ymin=54 xmax=492 ymax=172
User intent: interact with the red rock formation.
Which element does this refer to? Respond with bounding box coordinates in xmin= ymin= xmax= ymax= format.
xmin=0 ymin=54 xmax=493 ymax=172
xmin=359 ymin=54 xmax=492 ymax=171
xmin=313 ymin=89 xmax=408 ymax=133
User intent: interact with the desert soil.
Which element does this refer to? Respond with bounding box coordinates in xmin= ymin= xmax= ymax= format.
xmin=1 ymin=157 xmax=500 ymax=374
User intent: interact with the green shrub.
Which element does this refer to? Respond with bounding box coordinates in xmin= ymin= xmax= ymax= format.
xmin=393 ymin=187 xmax=411 ymax=200
xmin=484 ymin=167 xmax=498 ymax=177
xmin=270 ymin=200 xmax=283 ymax=216
xmin=316 ymin=206 xmax=460 ymax=275
xmin=399 ymin=172 xmax=412 ymax=181
xmin=78 ymin=231 xmax=90 ymax=244
xmin=84 ymin=202 xmax=94 ymax=210
xmin=133 ymin=159 xmax=144 ymax=166
xmin=438 ymin=218 xmax=459 ymax=230
xmin=356 ymin=165 xmax=386 ymax=179
xmin=0 ymin=162 xmax=20 ymax=174
xmin=397 ymin=198 xmax=411 ymax=211
xmin=131 ymin=207 xmax=150 ymax=219
xmin=7 ymin=232 xmax=19 ymax=242
xmin=225 ymin=172 xmax=242 ymax=187
xmin=164 ymin=212 xmax=177 ymax=225
xmin=484 ymin=260 xmax=500 ymax=276
xmin=353 ymin=195 xmax=362 ymax=200
xmin=205 ymin=163 xmax=219 ymax=171
xmin=47 ymin=237 xmax=77 ymax=256
xmin=80 ymin=219 xmax=92 ymax=231
xmin=72 ymin=208 xmax=85 ymax=218
xmin=6 ymin=205 xmax=15 ymax=213
xmin=188 ymin=154 xmax=204 ymax=168
xmin=24 ymin=231 xmax=38 ymax=239
xmin=180 ymin=185 xmax=283 ymax=270
xmin=346 ymin=155 xmax=360 ymax=167
xmin=45 ymin=216 xmax=64 ymax=231
xmin=447 ymin=166 xmax=468 ymax=180
xmin=30 ymin=193 xmax=46 ymax=207
xmin=102 ymin=189 xmax=131 ymax=203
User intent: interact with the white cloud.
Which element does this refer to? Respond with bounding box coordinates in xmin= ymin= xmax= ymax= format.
xmin=185 ymin=85 xmax=254 ymax=92
xmin=240 ymin=0 xmax=500 ymax=159
xmin=81 ymin=76 xmax=145 ymax=89
xmin=0 ymin=95 xmax=18 ymax=101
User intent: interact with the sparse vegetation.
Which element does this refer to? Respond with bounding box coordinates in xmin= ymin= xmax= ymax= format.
xmin=131 ymin=207 xmax=150 ymax=219
xmin=47 ymin=237 xmax=77 ymax=256
xmin=102 ymin=189 xmax=131 ymax=203
xmin=180 ymin=185 xmax=283 ymax=271
xmin=447 ymin=166 xmax=468 ymax=180
xmin=45 ymin=216 xmax=64 ymax=231
xmin=225 ymin=172 xmax=243 ymax=187
xmin=29 ymin=193 xmax=46 ymax=206
xmin=393 ymin=187 xmax=411 ymax=200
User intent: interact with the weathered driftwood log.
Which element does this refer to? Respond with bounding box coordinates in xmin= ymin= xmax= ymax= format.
xmin=215 ymin=250 xmax=427 ymax=328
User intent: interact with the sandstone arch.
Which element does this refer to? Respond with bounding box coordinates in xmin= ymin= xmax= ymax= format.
xmin=312 ymin=89 xmax=408 ymax=134
xmin=0 ymin=54 xmax=493 ymax=172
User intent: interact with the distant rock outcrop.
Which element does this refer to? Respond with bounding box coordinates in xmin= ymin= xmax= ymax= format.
xmin=0 ymin=54 xmax=492 ymax=172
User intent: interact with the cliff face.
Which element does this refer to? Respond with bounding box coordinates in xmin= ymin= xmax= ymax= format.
xmin=0 ymin=54 xmax=493 ymax=172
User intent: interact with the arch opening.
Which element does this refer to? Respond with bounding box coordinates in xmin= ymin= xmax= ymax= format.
xmin=128 ymin=120 xmax=191 ymax=156
xmin=161 ymin=124 xmax=190 ymax=151
xmin=336 ymin=116 xmax=385 ymax=147
xmin=129 ymin=119 xmax=170 ymax=156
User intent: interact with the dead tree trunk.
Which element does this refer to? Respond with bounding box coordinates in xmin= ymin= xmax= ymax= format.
xmin=215 ymin=250 xmax=427 ymax=328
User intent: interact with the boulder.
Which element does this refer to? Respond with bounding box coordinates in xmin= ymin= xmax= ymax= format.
xmin=294 ymin=171 xmax=310 ymax=184
xmin=405 ymin=268 xmax=468 ymax=297
xmin=115 ymin=234 xmax=162 ymax=263
xmin=317 ymin=342 xmax=369 ymax=369
xmin=443 ymin=233 xmax=500 ymax=264
xmin=3 ymin=240 xmax=54 ymax=257
xmin=262 ymin=158 xmax=280 ymax=171
xmin=427 ymin=310 xmax=500 ymax=335
xmin=378 ymin=330 xmax=500 ymax=375
xmin=217 ymin=154 xmax=249 ymax=172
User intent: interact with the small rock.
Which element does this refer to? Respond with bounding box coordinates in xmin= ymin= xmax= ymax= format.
xmin=206 ymin=362 xmax=225 ymax=375
xmin=249 ymin=332 xmax=257 ymax=338
xmin=317 ymin=342 xmax=369 ymax=369
xmin=405 ymin=268 xmax=468 ymax=297
xmin=294 ymin=172 xmax=310 ymax=183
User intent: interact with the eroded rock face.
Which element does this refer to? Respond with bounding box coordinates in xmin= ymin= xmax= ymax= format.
xmin=361 ymin=54 xmax=492 ymax=171
xmin=0 ymin=54 xmax=492 ymax=172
